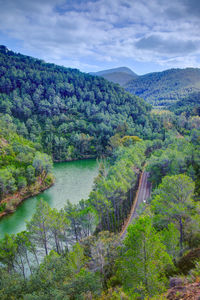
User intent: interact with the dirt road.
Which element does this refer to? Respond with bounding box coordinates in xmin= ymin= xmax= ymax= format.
xmin=120 ymin=171 xmax=151 ymax=239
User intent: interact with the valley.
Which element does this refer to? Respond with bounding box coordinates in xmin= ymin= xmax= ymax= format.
xmin=0 ymin=46 xmax=199 ymax=300
xmin=92 ymin=65 xmax=200 ymax=108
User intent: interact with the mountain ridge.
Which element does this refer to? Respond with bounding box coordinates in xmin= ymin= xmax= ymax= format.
xmin=0 ymin=45 xmax=155 ymax=162
xmin=125 ymin=67 xmax=200 ymax=106
xmin=91 ymin=66 xmax=200 ymax=107
xmin=90 ymin=66 xmax=138 ymax=86
xmin=91 ymin=66 xmax=137 ymax=76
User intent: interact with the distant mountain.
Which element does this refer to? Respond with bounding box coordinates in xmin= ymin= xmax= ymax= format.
xmin=125 ymin=68 xmax=200 ymax=107
xmin=90 ymin=67 xmax=138 ymax=86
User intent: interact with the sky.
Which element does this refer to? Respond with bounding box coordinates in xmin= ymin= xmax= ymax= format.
xmin=0 ymin=0 xmax=200 ymax=74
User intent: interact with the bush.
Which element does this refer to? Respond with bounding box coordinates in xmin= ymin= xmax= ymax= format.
xmin=176 ymin=248 xmax=200 ymax=275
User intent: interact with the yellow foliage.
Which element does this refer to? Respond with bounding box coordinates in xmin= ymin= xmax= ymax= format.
xmin=120 ymin=135 xmax=142 ymax=146
xmin=98 ymin=287 xmax=129 ymax=300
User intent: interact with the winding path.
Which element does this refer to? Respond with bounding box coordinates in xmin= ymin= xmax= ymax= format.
xmin=120 ymin=171 xmax=151 ymax=239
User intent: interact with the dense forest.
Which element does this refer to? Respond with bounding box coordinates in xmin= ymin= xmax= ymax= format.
xmin=0 ymin=45 xmax=162 ymax=161
xmin=0 ymin=47 xmax=200 ymax=299
xmin=0 ymin=108 xmax=200 ymax=299
xmin=0 ymin=114 xmax=53 ymax=215
xmin=170 ymin=91 xmax=200 ymax=117
xmin=125 ymin=68 xmax=200 ymax=107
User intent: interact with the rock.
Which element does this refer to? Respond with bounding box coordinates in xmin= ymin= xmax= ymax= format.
xmin=166 ymin=282 xmax=200 ymax=300
xmin=170 ymin=277 xmax=184 ymax=288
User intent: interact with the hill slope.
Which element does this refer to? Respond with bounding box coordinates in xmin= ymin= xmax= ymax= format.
xmin=125 ymin=68 xmax=200 ymax=106
xmin=170 ymin=91 xmax=200 ymax=116
xmin=0 ymin=46 xmax=156 ymax=161
xmin=91 ymin=67 xmax=138 ymax=86
xmin=0 ymin=115 xmax=53 ymax=214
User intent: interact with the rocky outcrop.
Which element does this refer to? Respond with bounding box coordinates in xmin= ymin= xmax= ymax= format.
xmin=166 ymin=282 xmax=200 ymax=300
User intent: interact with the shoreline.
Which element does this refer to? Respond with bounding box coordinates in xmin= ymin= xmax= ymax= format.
xmin=53 ymin=155 xmax=97 ymax=163
xmin=0 ymin=177 xmax=54 ymax=220
xmin=0 ymin=157 xmax=101 ymax=221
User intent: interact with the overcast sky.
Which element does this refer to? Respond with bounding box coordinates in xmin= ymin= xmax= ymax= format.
xmin=0 ymin=0 xmax=200 ymax=74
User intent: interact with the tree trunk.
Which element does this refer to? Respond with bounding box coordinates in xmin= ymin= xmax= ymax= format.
xmin=143 ymin=238 xmax=149 ymax=294
xmin=25 ymin=250 xmax=33 ymax=275
xmin=179 ymin=216 xmax=183 ymax=255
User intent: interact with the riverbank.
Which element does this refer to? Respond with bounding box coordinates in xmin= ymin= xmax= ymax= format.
xmin=53 ymin=154 xmax=97 ymax=163
xmin=0 ymin=175 xmax=54 ymax=220
xmin=0 ymin=159 xmax=99 ymax=238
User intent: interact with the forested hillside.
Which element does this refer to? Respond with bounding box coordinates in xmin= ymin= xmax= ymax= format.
xmin=0 ymin=114 xmax=53 ymax=215
xmin=125 ymin=68 xmax=200 ymax=107
xmin=0 ymin=115 xmax=200 ymax=298
xmin=170 ymin=91 xmax=200 ymax=117
xmin=0 ymin=46 xmax=158 ymax=161
xmin=0 ymin=45 xmax=200 ymax=299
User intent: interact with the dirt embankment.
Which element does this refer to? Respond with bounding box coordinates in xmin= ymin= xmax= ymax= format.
xmin=166 ymin=282 xmax=200 ymax=300
xmin=0 ymin=176 xmax=54 ymax=219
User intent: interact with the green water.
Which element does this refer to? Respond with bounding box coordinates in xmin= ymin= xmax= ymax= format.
xmin=0 ymin=159 xmax=99 ymax=238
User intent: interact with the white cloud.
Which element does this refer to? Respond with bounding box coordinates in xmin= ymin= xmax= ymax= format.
xmin=0 ymin=0 xmax=200 ymax=72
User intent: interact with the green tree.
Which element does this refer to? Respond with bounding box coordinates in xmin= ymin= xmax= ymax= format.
xmin=17 ymin=176 xmax=27 ymax=190
xmin=48 ymin=208 xmax=69 ymax=254
xmin=117 ymin=216 xmax=173 ymax=298
xmin=26 ymin=165 xmax=36 ymax=185
xmin=26 ymin=200 xmax=51 ymax=256
xmin=0 ymin=234 xmax=17 ymax=273
xmin=0 ymin=267 xmax=25 ymax=300
xmin=68 ymin=243 xmax=86 ymax=273
xmin=151 ymin=174 xmax=195 ymax=254
xmin=89 ymin=231 xmax=120 ymax=287
xmin=160 ymin=223 xmax=180 ymax=260
xmin=32 ymin=152 xmax=52 ymax=182
xmin=15 ymin=231 xmax=34 ymax=277
xmin=64 ymin=268 xmax=102 ymax=300
xmin=0 ymin=169 xmax=16 ymax=199
xmin=26 ymin=250 xmax=72 ymax=299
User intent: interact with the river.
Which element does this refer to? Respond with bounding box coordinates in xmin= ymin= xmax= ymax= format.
xmin=0 ymin=159 xmax=99 ymax=239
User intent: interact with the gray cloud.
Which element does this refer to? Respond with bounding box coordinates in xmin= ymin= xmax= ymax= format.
xmin=0 ymin=0 xmax=200 ymax=72
xmin=164 ymin=0 xmax=200 ymax=20
xmin=135 ymin=35 xmax=198 ymax=55
xmin=183 ymin=0 xmax=200 ymax=17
